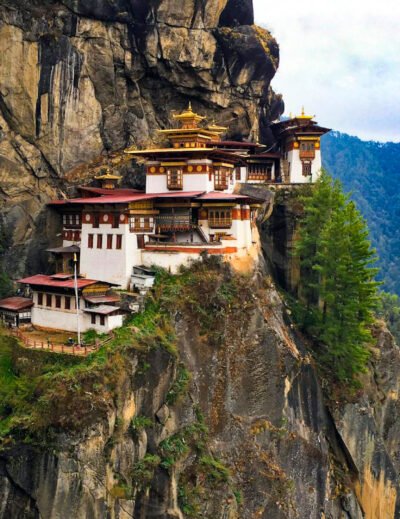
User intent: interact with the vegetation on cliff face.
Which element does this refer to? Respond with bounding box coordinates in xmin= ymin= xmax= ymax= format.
xmin=322 ymin=131 xmax=400 ymax=296
xmin=295 ymin=171 xmax=380 ymax=385
xmin=377 ymin=291 xmax=400 ymax=345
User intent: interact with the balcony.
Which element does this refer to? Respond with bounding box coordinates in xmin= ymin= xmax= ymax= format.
xmin=299 ymin=150 xmax=315 ymax=160
xmin=155 ymin=215 xmax=193 ymax=232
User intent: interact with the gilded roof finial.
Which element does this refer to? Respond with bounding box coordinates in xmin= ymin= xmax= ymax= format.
xmin=301 ymin=106 xmax=305 ymax=116
xmin=188 ymin=101 xmax=192 ymax=112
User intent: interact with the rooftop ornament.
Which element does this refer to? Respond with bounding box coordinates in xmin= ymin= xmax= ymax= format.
xmin=172 ymin=102 xmax=207 ymax=129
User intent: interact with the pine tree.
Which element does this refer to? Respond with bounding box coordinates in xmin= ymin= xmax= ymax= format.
xmin=296 ymin=171 xmax=380 ymax=384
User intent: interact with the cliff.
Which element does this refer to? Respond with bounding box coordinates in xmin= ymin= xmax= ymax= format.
xmin=1 ymin=254 xmax=400 ymax=518
xmin=0 ymin=0 xmax=283 ymax=278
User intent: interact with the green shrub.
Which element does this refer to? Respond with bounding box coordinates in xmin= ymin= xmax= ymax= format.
xmin=132 ymin=453 xmax=161 ymax=489
xmin=166 ymin=364 xmax=191 ymax=405
xmin=199 ymin=455 xmax=230 ymax=483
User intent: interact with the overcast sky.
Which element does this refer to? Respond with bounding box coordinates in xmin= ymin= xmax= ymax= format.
xmin=253 ymin=0 xmax=400 ymax=142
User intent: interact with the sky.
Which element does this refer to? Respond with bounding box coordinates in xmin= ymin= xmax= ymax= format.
xmin=253 ymin=0 xmax=400 ymax=142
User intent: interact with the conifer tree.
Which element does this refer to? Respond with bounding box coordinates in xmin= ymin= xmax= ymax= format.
xmin=296 ymin=171 xmax=380 ymax=384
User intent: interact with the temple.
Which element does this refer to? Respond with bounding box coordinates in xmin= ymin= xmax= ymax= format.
xmin=17 ymin=105 xmax=330 ymax=333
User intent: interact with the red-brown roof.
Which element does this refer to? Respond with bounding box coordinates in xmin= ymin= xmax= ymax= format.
xmin=210 ymin=140 xmax=262 ymax=148
xmin=196 ymin=192 xmax=249 ymax=200
xmin=0 ymin=297 xmax=34 ymax=311
xmin=154 ymin=191 xmax=204 ymax=198
xmin=78 ymin=187 xmax=144 ymax=196
xmin=49 ymin=192 xmax=206 ymax=206
xmin=18 ymin=274 xmax=106 ymax=289
xmin=49 ymin=193 xmax=154 ymax=206
xmin=247 ymin=153 xmax=281 ymax=159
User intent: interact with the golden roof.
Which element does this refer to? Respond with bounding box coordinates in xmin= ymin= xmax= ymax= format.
xmin=172 ymin=102 xmax=206 ymax=127
xmin=207 ymin=122 xmax=228 ymax=134
xmin=95 ymin=169 xmax=122 ymax=181
xmin=296 ymin=106 xmax=314 ymax=120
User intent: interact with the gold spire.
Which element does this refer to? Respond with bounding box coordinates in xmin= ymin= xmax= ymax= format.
xmin=172 ymin=103 xmax=206 ymax=129
xmin=297 ymin=106 xmax=314 ymax=120
xmin=94 ymin=166 xmax=122 ymax=189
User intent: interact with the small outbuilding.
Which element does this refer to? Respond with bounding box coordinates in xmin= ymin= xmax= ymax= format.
xmin=0 ymin=297 xmax=34 ymax=327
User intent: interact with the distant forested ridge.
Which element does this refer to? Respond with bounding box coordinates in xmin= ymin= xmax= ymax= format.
xmin=322 ymin=131 xmax=400 ymax=296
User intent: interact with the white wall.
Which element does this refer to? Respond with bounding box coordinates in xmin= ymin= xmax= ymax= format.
xmin=83 ymin=313 xmax=123 ymax=333
xmin=79 ymin=223 xmax=142 ymax=289
xmin=32 ymin=305 xmax=82 ymax=333
xmin=287 ymin=150 xmax=322 ymax=183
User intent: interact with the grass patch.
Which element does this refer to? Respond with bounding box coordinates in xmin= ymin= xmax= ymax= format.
xmin=166 ymin=364 xmax=191 ymax=405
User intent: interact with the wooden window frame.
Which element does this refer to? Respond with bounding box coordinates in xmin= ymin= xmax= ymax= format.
xmin=37 ymin=292 xmax=43 ymax=305
xmin=91 ymin=313 xmax=96 ymax=325
xmin=116 ymin=235 xmax=122 ymax=250
xmin=100 ymin=315 xmax=105 ymax=326
xmin=46 ymin=294 xmax=52 ymax=307
xmin=107 ymin=234 xmax=113 ymax=249
xmin=214 ymin=168 xmax=229 ymax=191
xmin=302 ymin=161 xmax=312 ymax=177
xmin=208 ymin=208 xmax=232 ymax=229
xmin=129 ymin=216 xmax=154 ymax=233
xmin=167 ymin=168 xmax=183 ymax=190
xmin=65 ymin=296 xmax=71 ymax=310
xmin=97 ymin=234 xmax=103 ymax=249
xmin=55 ymin=295 xmax=61 ymax=309
xmin=88 ymin=234 xmax=94 ymax=248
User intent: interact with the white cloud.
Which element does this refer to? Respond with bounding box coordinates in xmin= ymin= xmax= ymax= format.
xmin=253 ymin=0 xmax=400 ymax=142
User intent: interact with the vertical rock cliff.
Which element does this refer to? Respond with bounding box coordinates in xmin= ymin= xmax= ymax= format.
xmin=0 ymin=0 xmax=283 ymax=277
xmin=1 ymin=254 xmax=399 ymax=518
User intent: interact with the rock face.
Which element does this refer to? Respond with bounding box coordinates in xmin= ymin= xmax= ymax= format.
xmin=0 ymin=254 xmax=400 ymax=518
xmin=0 ymin=0 xmax=283 ymax=278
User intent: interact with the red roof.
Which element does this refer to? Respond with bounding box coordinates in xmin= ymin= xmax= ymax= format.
xmin=210 ymin=140 xmax=262 ymax=148
xmin=247 ymin=153 xmax=281 ymax=159
xmin=49 ymin=193 xmax=155 ymax=206
xmin=78 ymin=187 xmax=144 ymax=196
xmin=196 ymin=192 xmax=249 ymax=200
xmin=154 ymin=191 xmax=204 ymax=198
xmin=0 ymin=297 xmax=34 ymax=311
xmin=18 ymin=274 xmax=105 ymax=289
xmin=49 ymin=192 xmax=206 ymax=206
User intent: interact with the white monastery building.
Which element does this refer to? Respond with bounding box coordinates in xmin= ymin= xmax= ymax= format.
xmin=18 ymin=106 xmax=330 ymax=333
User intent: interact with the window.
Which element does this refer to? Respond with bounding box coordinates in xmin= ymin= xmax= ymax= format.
xmin=62 ymin=215 xmax=67 ymax=225
xmin=129 ymin=217 xmax=154 ymax=233
xmin=247 ymin=164 xmax=272 ymax=182
xmin=208 ymin=208 xmax=232 ymax=229
xmin=97 ymin=234 xmax=103 ymax=249
xmin=91 ymin=314 xmax=96 ymax=325
xmin=55 ymin=295 xmax=61 ymax=309
xmin=107 ymin=234 xmax=113 ymax=249
xmin=88 ymin=234 xmax=94 ymax=248
xmin=116 ymin=235 xmax=122 ymax=249
xmin=214 ymin=169 xmax=229 ymax=190
xmin=302 ymin=161 xmax=312 ymax=177
xmin=46 ymin=294 xmax=52 ymax=307
xmin=112 ymin=214 xmax=120 ymax=229
xmin=93 ymin=214 xmax=100 ymax=228
xmin=65 ymin=297 xmax=71 ymax=310
xmin=38 ymin=293 xmax=43 ymax=305
xmin=167 ymin=168 xmax=183 ymax=190
xmin=299 ymin=142 xmax=316 ymax=160
xmin=100 ymin=315 xmax=105 ymax=326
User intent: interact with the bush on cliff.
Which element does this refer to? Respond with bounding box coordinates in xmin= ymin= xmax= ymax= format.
xmin=296 ymin=170 xmax=380 ymax=385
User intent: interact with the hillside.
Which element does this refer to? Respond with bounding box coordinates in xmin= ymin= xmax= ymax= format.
xmin=322 ymin=131 xmax=400 ymax=295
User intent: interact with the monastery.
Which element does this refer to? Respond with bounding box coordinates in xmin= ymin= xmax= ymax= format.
xmin=6 ymin=107 xmax=329 ymax=334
